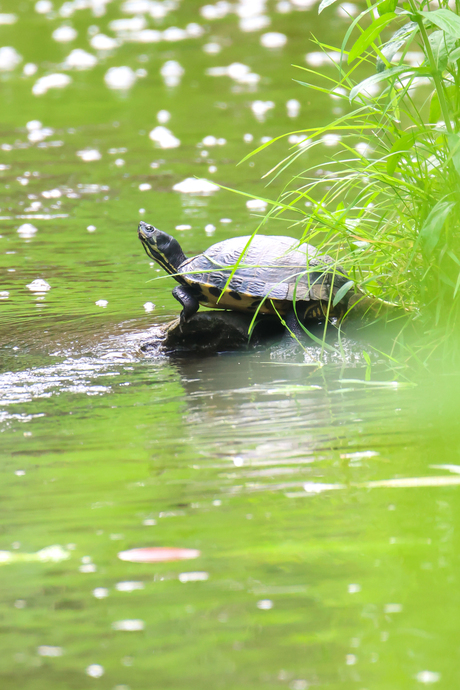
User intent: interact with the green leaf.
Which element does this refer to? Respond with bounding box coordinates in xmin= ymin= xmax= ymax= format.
xmin=419 ymin=9 xmax=460 ymax=40
xmin=348 ymin=13 xmax=397 ymax=63
xmin=386 ymin=130 xmax=417 ymax=175
xmin=447 ymin=133 xmax=460 ymax=177
xmin=419 ymin=200 xmax=454 ymax=258
xmin=428 ymin=30 xmax=457 ymax=71
xmin=350 ymin=64 xmax=417 ymax=100
xmin=333 ymin=280 xmax=355 ymax=307
xmin=447 ymin=45 xmax=460 ymax=63
xmin=376 ymin=22 xmax=419 ymax=72
xmin=378 ymin=0 xmax=397 ymax=16
xmin=318 ymin=0 xmax=340 ymax=14
xmin=429 ymin=90 xmax=442 ymax=123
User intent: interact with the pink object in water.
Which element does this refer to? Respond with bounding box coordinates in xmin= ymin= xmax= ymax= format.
xmin=118 ymin=547 xmax=200 ymax=563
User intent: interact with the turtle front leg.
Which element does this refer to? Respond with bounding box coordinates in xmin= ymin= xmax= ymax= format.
xmin=172 ymin=285 xmax=200 ymax=323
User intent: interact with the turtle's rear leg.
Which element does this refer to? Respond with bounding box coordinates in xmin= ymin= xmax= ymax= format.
xmin=172 ymin=285 xmax=199 ymax=324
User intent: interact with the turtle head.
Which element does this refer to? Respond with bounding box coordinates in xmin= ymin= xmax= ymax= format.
xmin=138 ymin=221 xmax=186 ymax=274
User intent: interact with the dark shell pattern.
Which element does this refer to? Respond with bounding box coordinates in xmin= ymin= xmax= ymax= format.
xmin=178 ymin=235 xmax=348 ymax=314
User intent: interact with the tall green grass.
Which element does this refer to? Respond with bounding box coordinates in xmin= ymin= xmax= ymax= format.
xmin=251 ymin=0 xmax=460 ymax=365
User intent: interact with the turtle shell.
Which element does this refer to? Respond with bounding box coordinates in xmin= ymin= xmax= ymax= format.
xmin=178 ymin=235 xmax=349 ymax=316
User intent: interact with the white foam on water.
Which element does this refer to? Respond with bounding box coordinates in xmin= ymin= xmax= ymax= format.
xmin=251 ymin=100 xmax=274 ymax=121
xmin=240 ymin=15 xmax=270 ymax=32
xmin=306 ymin=51 xmax=340 ymax=67
xmin=286 ymin=98 xmax=300 ymax=117
xmin=42 ymin=188 xmax=61 ymax=198
xmin=121 ymin=0 xmax=151 ymax=11
xmin=37 ymin=646 xmax=63 ymax=657
xmin=163 ymin=26 xmax=187 ymax=41
xmin=139 ymin=183 xmax=151 ymax=191
xmin=123 ymin=29 xmax=162 ymax=43
xmin=23 ymin=63 xmax=38 ymax=76
xmin=160 ymin=60 xmax=184 ymax=87
xmin=157 ymin=109 xmax=170 ymax=124
xmin=149 ymin=126 xmax=180 ymax=149
xmin=0 ymin=14 xmax=17 ymax=24
xmin=86 ymin=664 xmax=104 ymax=678
xmin=52 ymin=25 xmax=77 ymax=42
xmin=112 ymin=619 xmax=145 ymax=631
xmin=90 ymin=33 xmax=118 ymax=50
xmin=63 ymin=48 xmax=97 ymax=70
xmin=104 ymin=65 xmax=137 ymax=90
xmin=35 ymin=0 xmax=53 ymax=12
xmin=246 ymin=199 xmax=267 ymax=212
xmin=92 ymin=587 xmax=109 ymax=598
xmin=32 ymin=73 xmax=71 ymax=95
xmin=143 ymin=302 xmax=155 ymax=312
xmin=28 ymin=127 xmax=54 ymax=142
xmin=173 ymin=178 xmax=219 ymax=194
xmin=109 ymin=16 xmax=146 ymax=32
xmin=178 ymin=571 xmax=209 ymax=583
xmin=256 ymin=599 xmax=273 ymax=609
xmin=203 ymin=42 xmax=221 ymax=54
xmin=26 ymin=279 xmax=51 ymax=293
xmin=0 ymin=47 xmax=22 ymax=71
xmin=260 ymin=32 xmax=287 ymax=48
xmin=95 ymin=299 xmax=108 ymax=307
xmin=115 ymin=581 xmax=144 ymax=591
xmin=415 ymin=671 xmax=441 ymax=684
xmin=77 ymin=149 xmax=101 ymax=161
xmin=186 ymin=22 xmax=204 ymax=37
xmin=337 ymin=2 xmax=358 ymax=16
xmin=17 ymin=223 xmax=38 ymax=238
xmin=200 ymin=2 xmax=231 ymax=20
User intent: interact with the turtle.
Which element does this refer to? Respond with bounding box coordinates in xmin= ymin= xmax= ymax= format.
xmin=138 ymin=220 xmax=351 ymax=335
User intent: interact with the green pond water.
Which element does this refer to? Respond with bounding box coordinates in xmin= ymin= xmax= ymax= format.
xmin=1 ymin=1 xmax=460 ymax=689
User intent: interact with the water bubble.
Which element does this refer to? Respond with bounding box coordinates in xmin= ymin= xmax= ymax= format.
xmin=112 ymin=619 xmax=145 ymax=631
xmin=121 ymin=0 xmax=151 ymax=11
xmin=0 ymin=14 xmax=17 ymax=25
xmin=149 ymin=126 xmax=180 ymax=149
xmin=416 ymin=671 xmax=441 ymax=684
xmin=90 ymin=33 xmax=118 ymax=50
xmin=205 ymin=224 xmax=216 ymax=235
xmin=160 ymin=60 xmax=184 ymax=87
xmin=114 ymin=158 xmax=125 ymax=166
xmin=186 ymin=22 xmax=204 ymax=37
xmin=87 ymin=225 xmax=96 ymax=232
xmin=104 ymin=65 xmax=137 ymax=90
xmin=240 ymin=15 xmax=270 ymax=32
xmin=345 ymin=654 xmax=357 ymax=665
xmin=139 ymin=183 xmax=151 ymax=191
xmin=0 ymin=291 xmax=9 ymax=299
xmin=157 ymin=109 xmax=170 ymax=124
xmin=178 ymin=571 xmax=209 ymax=583
xmin=208 ymin=165 xmax=217 ymax=173
xmin=18 ymin=223 xmax=38 ymax=238
xmin=35 ymin=0 xmax=53 ymax=12
xmin=243 ymin=133 xmax=253 ymax=143
xmin=322 ymin=133 xmax=341 ymax=146
xmin=92 ymin=587 xmax=109 ymax=598
xmin=337 ymin=2 xmax=358 ymax=17
xmin=139 ymin=208 xmax=145 ymax=214
xmin=52 ymin=25 xmax=77 ymax=42
xmin=257 ymin=599 xmax=273 ymax=610
xmin=86 ymin=664 xmax=104 ymax=678
xmin=143 ymin=517 xmax=156 ymax=524
xmin=26 ymin=279 xmax=51 ymax=293
xmin=277 ymin=0 xmax=292 ymax=11
xmin=348 ymin=583 xmax=361 ymax=594
xmin=0 ymin=47 xmax=22 ymax=71
xmin=260 ymin=32 xmax=287 ymax=48
xmin=200 ymin=2 xmax=231 ymax=19
xmin=115 ymin=581 xmax=144 ymax=591
xmin=220 ymin=217 xmax=232 ymax=224
xmin=203 ymin=42 xmax=221 ymax=54
xmin=63 ymin=49 xmax=97 ymax=70
xmin=79 ymin=563 xmax=97 ymax=572
xmin=118 ymin=547 xmax=200 ymax=563
xmin=109 ymin=17 xmax=146 ymax=32
xmin=77 ymin=149 xmax=101 ymax=162
xmin=143 ymin=302 xmax=155 ymax=312
xmin=286 ymin=98 xmax=301 ymax=117
xmin=37 ymin=646 xmax=63 ymax=657
xmin=32 ymin=73 xmax=71 ymax=96
xmin=163 ymin=26 xmax=187 ymax=41
xmin=173 ymin=178 xmax=219 ymax=194
xmin=23 ymin=63 xmax=38 ymax=76
xmin=251 ymin=100 xmax=275 ymax=121
xmin=246 ymin=199 xmax=267 ymax=212
xmin=384 ymin=603 xmax=402 ymax=613
xmin=95 ymin=300 xmax=108 ymax=307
